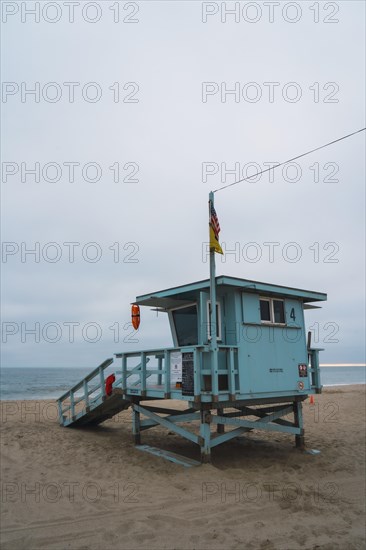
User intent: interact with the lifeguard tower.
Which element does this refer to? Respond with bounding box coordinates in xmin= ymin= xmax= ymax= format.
xmin=58 ymin=192 xmax=327 ymax=465
xmin=58 ymin=275 xmax=326 ymax=464
xmin=56 ymin=125 xmax=366 ymax=463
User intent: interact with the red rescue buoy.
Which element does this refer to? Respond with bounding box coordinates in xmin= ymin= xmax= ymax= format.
xmin=105 ymin=374 xmax=115 ymax=396
xmin=131 ymin=304 xmax=140 ymax=330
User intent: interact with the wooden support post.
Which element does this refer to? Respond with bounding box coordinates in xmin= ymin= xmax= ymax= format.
xmin=217 ymin=407 xmax=225 ymax=434
xmin=83 ymin=380 xmax=89 ymax=411
xmin=141 ymin=352 xmax=147 ymax=396
xmin=228 ymin=347 xmax=236 ymax=401
xmin=70 ymin=392 xmax=75 ymax=420
xmin=200 ymin=410 xmax=212 ymax=463
xmin=294 ymin=401 xmax=305 ymax=449
xmin=164 ymin=350 xmax=171 ymax=399
xmin=99 ymin=366 xmax=106 ymax=400
xmin=157 ymin=356 xmax=163 ymax=386
xmin=122 ymin=355 xmax=127 ymax=391
xmin=193 ymin=348 xmax=201 ymax=399
xmin=132 ymin=404 xmax=141 ymax=445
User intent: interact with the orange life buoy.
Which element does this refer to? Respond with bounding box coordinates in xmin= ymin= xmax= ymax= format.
xmin=131 ymin=304 xmax=140 ymax=330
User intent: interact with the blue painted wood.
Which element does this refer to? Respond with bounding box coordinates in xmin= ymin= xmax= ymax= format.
xmin=141 ymin=352 xmax=147 ymax=394
xmin=70 ymin=392 xmax=75 ymax=420
xmin=99 ymin=366 xmax=106 ymax=398
xmin=140 ymin=411 xmax=201 ymax=429
xmin=228 ymin=347 xmax=236 ymax=398
xmin=134 ymin=404 xmax=201 ymax=445
xmin=193 ymin=347 xmax=201 ymax=398
xmin=140 ymin=405 xmax=197 ymax=416
xmin=58 ymin=358 xmax=113 ymax=401
xmin=164 ymin=349 xmax=170 ymax=397
xmin=132 ymin=405 xmax=141 ymax=444
xmin=136 ymin=276 xmax=326 ymax=306
xmin=309 ymin=348 xmax=322 ymax=391
xmin=210 ymin=427 xmax=249 ymax=448
xmin=57 ymin=264 xmax=326 ymax=462
xmin=157 ymin=356 xmax=163 ymax=386
xmin=211 ymin=415 xmax=301 ymax=435
xmin=121 ymin=355 xmax=127 ymax=390
xmin=242 ymin=293 xmax=261 ymax=324
xmin=200 ymin=410 xmax=212 ymax=462
xmin=83 ymin=380 xmax=89 ymax=409
xmin=58 ymin=357 xmax=127 ymax=426
xmin=131 ymin=271 xmax=326 ymax=405
xmin=135 ymin=445 xmax=200 ymax=467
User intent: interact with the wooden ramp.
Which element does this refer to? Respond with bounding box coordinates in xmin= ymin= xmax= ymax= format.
xmin=57 ymin=358 xmax=148 ymax=428
xmin=70 ymin=389 xmax=131 ymax=427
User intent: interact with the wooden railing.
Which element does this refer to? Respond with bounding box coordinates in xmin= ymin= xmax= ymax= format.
xmin=57 ymin=358 xmax=113 ymax=423
xmin=57 ymin=345 xmax=240 ymax=424
xmin=116 ymin=345 xmax=239 ymax=400
xmin=308 ymin=347 xmax=323 ymax=392
xmin=57 ymin=356 xmax=152 ymax=424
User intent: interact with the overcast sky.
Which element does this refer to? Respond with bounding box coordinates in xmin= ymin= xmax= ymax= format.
xmin=1 ymin=0 xmax=365 ymax=368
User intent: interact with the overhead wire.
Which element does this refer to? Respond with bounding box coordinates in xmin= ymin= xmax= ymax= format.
xmin=213 ymin=127 xmax=366 ymax=193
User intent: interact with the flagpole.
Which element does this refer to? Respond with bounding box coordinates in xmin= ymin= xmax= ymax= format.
xmin=209 ymin=191 xmax=219 ymax=401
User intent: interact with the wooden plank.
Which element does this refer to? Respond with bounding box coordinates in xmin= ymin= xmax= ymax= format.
xmin=140 ymin=405 xmax=196 ymax=416
xmin=210 ymin=427 xmax=249 ymax=448
xmin=135 ymin=445 xmax=200 ymax=467
xmin=134 ymin=404 xmax=201 ymax=445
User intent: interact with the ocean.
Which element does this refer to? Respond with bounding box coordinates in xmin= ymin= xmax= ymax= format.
xmin=0 ymin=366 xmax=365 ymax=401
xmin=0 ymin=367 xmax=91 ymax=401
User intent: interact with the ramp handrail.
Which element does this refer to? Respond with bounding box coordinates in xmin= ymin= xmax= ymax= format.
xmin=57 ymin=354 xmax=157 ymax=423
xmin=57 ymin=358 xmax=114 ymax=422
xmin=58 ymin=358 xmax=114 ymax=402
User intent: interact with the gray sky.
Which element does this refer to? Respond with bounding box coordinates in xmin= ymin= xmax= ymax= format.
xmin=1 ymin=0 xmax=365 ymax=367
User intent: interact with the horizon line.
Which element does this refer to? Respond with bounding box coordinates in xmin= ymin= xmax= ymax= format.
xmin=320 ymin=363 xmax=366 ymax=367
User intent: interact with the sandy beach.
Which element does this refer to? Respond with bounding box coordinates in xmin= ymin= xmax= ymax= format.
xmin=1 ymin=385 xmax=365 ymax=550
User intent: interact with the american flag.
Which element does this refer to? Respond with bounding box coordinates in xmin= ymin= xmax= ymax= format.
xmin=210 ymin=202 xmax=220 ymax=238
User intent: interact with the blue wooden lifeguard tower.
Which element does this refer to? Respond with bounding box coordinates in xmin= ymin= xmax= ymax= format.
xmin=58 ymin=192 xmax=327 ymax=464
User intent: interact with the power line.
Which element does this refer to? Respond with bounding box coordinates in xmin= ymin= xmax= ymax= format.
xmin=213 ymin=127 xmax=366 ymax=193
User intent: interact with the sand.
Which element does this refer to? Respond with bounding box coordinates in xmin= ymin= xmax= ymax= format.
xmin=0 ymin=385 xmax=365 ymax=550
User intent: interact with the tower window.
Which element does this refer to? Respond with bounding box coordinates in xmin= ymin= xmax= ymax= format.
xmin=260 ymin=298 xmax=285 ymax=324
